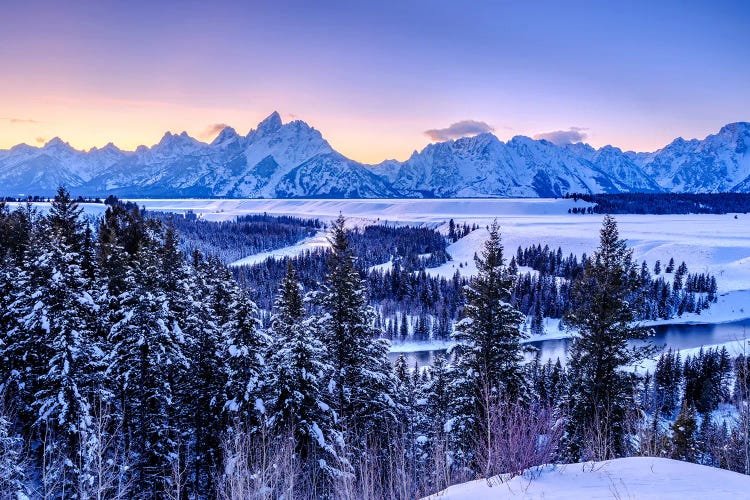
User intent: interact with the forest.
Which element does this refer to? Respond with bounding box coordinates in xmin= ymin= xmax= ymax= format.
xmin=233 ymin=222 xmax=717 ymax=337
xmin=1 ymin=189 xmax=749 ymax=499
xmin=566 ymin=192 xmax=750 ymax=214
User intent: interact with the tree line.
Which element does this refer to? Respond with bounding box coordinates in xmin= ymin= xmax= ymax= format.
xmin=565 ymin=192 xmax=750 ymax=215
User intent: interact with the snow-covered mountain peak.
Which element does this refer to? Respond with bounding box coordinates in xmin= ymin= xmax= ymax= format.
xmin=210 ymin=126 xmax=241 ymax=147
xmin=89 ymin=142 xmax=122 ymax=154
xmin=44 ymin=137 xmax=75 ymax=152
xmin=508 ymin=134 xmax=545 ymax=148
xmin=563 ymin=142 xmax=597 ymax=158
xmin=8 ymin=143 xmax=39 ymax=154
xmin=153 ymin=131 xmax=203 ymax=155
xmin=254 ymin=111 xmax=283 ymax=136
xmin=718 ymin=121 xmax=750 ymax=137
xmin=1 ymin=118 xmax=749 ymax=198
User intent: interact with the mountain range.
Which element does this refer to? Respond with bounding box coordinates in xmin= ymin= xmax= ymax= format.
xmin=1 ymin=112 xmax=749 ymax=198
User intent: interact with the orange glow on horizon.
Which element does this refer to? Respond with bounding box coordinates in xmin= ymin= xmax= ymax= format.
xmin=0 ymin=89 xmax=732 ymax=163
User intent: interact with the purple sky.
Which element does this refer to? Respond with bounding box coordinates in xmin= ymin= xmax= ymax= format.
xmin=1 ymin=0 xmax=748 ymax=162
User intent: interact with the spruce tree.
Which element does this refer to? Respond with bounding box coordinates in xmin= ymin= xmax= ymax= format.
xmin=267 ymin=263 xmax=338 ymax=478
xmin=315 ymin=216 xmax=402 ymax=445
xmin=12 ymin=189 xmax=106 ymax=495
xmin=420 ymin=353 xmax=452 ymax=490
xmin=564 ymin=215 xmax=655 ymax=460
xmin=220 ymin=264 xmax=267 ymax=429
xmin=450 ymin=220 xmax=526 ymax=470
xmin=671 ymin=403 xmax=698 ymax=462
xmin=105 ymin=244 xmax=188 ymax=495
xmin=666 ymin=257 xmax=675 ymax=274
xmin=182 ymin=250 xmax=226 ymax=496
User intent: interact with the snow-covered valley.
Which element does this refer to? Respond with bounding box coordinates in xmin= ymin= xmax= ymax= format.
xmin=135 ymin=197 xmax=750 ymax=300
xmin=127 ymin=197 xmax=750 ymax=371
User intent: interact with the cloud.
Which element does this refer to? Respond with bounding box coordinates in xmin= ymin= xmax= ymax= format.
xmin=424 ymin=120 xmax=495 ymax=141
xmin=533 ymin=127 xmax=588 ymax=145
xmin=199 ymin=123 xmax=229 ymax=139
xmin=35 ymin=137 xmax=46 ymax=144
xmin=2 ymin=117 xmax=41 ymax=124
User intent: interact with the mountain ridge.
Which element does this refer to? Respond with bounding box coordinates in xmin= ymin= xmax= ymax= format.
xmin=1 ymin=114 xmax=749 ymax=198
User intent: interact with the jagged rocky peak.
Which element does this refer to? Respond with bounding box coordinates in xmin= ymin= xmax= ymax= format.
xmin=89 ymin=142 xmax=122 ymax=153
xmin=255 ymin=111 xmax=283 ymax=135
xmin=154 ymin=131 xmax=201 ymax=153
xmin=0 ymin=117 xmax=749 ymax=198
xmin=44 ymin=137 xmax=75 ymax=151
xmin=211 ymin=125 xmax=240 ymax=146
xmin=718 ymin=122 xmax=750 ymax=136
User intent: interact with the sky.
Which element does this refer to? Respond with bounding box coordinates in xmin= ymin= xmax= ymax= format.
xmin=0 ymin=0 xmax=748 ymax=163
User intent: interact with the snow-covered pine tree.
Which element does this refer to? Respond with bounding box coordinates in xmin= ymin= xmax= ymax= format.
xmin=219 ymin=260 xmax=267 ymax=430
xmin=653 ymin=349 xmax=683 ymax=417
xmin=666 ymin=257 xmax=675 ymax=274
xmin=418 ymin=354 xmax=453 ymax=492
xmin=0 ymin=205 xmax=40 ymax=432
xmin=315 ymin=216 xmax=402 ymax=447
xmin=672 ymin=403 xmax=698 ymax=462
xmin=267 ymin=263 xmax=338 ymax=485
xmin=181 ymin=250 xmax=227 ymax=496
xmin=563 ymin=215 xmax=656 ymax=461
xmin=449 ymin=219 xmax=526 ymax=471
xmin=105 ymin=242 xmax=189 ymax=496
xmin=0 ymin=253 xmax=22 ymax=396
xmin=15 ymin=188 xmax=104 ymax=495
xmin=96 ymin=202 xmax=150 ymax=303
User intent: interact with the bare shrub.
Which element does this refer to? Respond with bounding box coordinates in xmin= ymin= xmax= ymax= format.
xmin=581 ymin=407 xmax=616 ymax=462
xmin=76 ymin=397 xmax=133 ymax=499
xmin=475 ymin=398 xmax=564 ymax=480
xmin=217 ymin=422 xmax=314 ymax=500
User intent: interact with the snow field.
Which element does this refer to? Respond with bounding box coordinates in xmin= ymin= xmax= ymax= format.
xmin=130 ymin=199 xmax=750 ymax=331
xmin=423 ymin=457 xmax=750 ymax=499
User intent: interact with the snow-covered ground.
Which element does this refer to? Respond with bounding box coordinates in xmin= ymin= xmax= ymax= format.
xmin=424 ymin=457 xmax=750 ymax=499
xmin=133 ymin=198 xmax=750 ymax=290
xmin=425 ymin=212 xmax=750 ymax=297
xmin=127 ymin=197 xmax=594 ymax=223
xmin=10 ymin=201 xmax=110 ymax=220
xmin=133 ymin=198 xmax=750 ymax=314
xmin=389 ymin=340 xmax=456 ymax=353
xmin=633 ymin=336 xmax=750 ymax=374
xmin=26 ymin=198 xmax=750 ymax=362
xmin=229 ymin=231 xmax=330 ymax=267
xmin=127 ymin=198 xmax=750 ymax=338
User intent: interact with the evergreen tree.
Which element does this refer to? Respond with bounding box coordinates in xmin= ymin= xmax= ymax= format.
xmin=221 ymin=265 xmax=267 ymax=428
xmin=450 ymin=220 xmax=526 ymax=469
xmin=564 ymin=215 xmax=655 ymax=460
xmin=267 ymin=263 xmax=338 ymax=480
xmin=13 ymin=188 xmax=104 ymax=494
xmin=671 ymin=403 xmax=698 ymax=462
xmin=666 ymin=257 xmax=675 ymax=274
xmin=315 ymin=216 xmax=402 ymax=447
xmin=182 ymin=250 xmax=227 ymax=496
xmin=420 ymin=354 xmax=452 ymax=491
xmin=653 ymin=349 xmax=682 ymax=417
xmin=105 ymin=245 xmax=188 ymax=495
